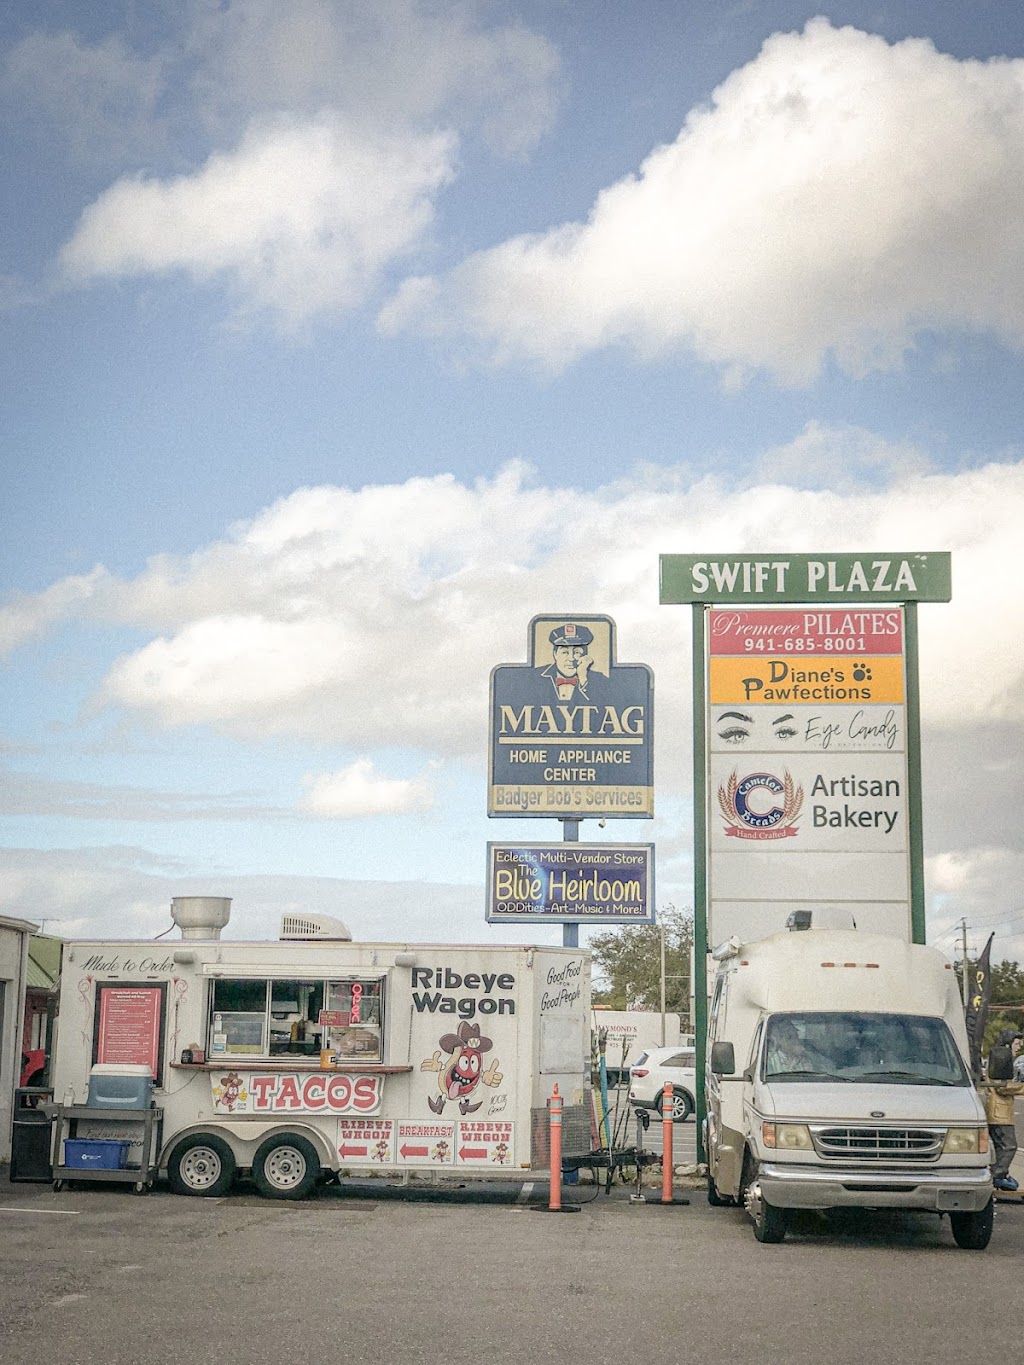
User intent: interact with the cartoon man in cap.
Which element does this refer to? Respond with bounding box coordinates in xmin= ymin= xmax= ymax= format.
xmin=539 ymin=622 xmax=607 ymax=702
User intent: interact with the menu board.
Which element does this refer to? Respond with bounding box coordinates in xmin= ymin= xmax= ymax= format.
xmin=94 ymin=984 xmax=166 ymax=1078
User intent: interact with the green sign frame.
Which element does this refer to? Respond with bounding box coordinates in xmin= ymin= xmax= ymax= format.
xmin=660 ymin=552 xmax=951 ymax=604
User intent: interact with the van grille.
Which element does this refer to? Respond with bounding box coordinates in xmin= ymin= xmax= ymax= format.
xmin=810 ymin=1126 xmax=944 ymax=1162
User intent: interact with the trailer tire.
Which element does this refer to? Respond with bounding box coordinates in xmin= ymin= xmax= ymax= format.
xmin=252 ymin=1134 xmax=320 ymax=1201
xmin=168 ymin=1133 xmax=236 ymax=1198
xmin=950 ymin=1198 xmax=994 ymax=1250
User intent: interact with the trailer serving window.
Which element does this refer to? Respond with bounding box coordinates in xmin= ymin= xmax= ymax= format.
xmin=323 ymin=979 xmax=383 ymax=1060
xmin=208 ymin=976 xmax=385 ymax=1062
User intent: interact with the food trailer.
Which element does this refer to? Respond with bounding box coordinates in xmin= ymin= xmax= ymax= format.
xmin=49 ymin=898 xmax=592 ymax=1198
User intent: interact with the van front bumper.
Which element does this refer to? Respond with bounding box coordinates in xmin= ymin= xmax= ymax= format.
xmin=758 ymin=1162 xmax=992 ymax=1213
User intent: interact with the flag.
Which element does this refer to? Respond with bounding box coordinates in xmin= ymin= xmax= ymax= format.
xmin=964 ymin=932 xmax=994 ymax=1083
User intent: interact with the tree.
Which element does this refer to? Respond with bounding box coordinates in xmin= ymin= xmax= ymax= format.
xmin=590 ymin=905 xmax=694 ymax=1027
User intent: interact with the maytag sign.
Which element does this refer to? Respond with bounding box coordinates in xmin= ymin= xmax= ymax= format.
xmin=488 ymin=615 xmax=654 ymax=818
xmin=486 ymin=843 xmax=654 ymax=924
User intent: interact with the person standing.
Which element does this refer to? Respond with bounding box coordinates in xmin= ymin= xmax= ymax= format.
xmin=982 ymin=1029 xmax=1024 ymax=1192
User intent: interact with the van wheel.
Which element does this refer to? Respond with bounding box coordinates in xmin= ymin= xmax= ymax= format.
xmin=747 ymin=1174 xmax=786 ymax=1243
xmin=168 ymin=1133 xmax=236 ymax=1197
xmin=655 ymin=1088 xmax=693 ymax=1123
xmin=252 ymin=1135 xmax=319 ymax=1200
xmin=950 ymin=1199 xmax=994 ymax=1250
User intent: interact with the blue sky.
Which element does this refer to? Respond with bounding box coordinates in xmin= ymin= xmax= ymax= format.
xmin=2 ymin=1 xmax=1023 ymax=965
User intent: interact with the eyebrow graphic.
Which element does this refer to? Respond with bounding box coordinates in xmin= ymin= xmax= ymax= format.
xmin=772 ymin=714 xmax=795 ymax=724
xmin=717 ymin=711 xmax=753 ymax=723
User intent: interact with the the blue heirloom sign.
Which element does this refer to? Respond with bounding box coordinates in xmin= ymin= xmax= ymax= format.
xmin=486 ymin=843 xmax=655 ymax=923
xmin=488 ymin=615 xmax=654 ymax=818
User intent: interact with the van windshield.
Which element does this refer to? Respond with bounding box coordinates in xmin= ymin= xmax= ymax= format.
xmin=763 ymin=1012 xmax=970 ymax=1086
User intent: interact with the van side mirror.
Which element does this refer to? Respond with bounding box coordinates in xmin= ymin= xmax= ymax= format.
xmin=710 ymin=1041 xmax=736 ymax=1076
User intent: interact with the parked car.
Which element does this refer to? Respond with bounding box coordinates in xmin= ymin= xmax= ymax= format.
xmin=628 ymin=1045 xmax=697 ymax=1121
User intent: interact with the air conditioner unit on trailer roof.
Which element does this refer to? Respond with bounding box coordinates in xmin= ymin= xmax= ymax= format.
xmin=279 ymin=913 xmax=352 ymax=942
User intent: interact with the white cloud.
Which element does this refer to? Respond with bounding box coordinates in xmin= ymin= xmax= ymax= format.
xmin=300 ymin=759 xmax=435 ymax=818
xmin=0 ymin=567 xmax=108 ymax=653
xmin=3 ymin=1 xmax=559 ymax=168
xmin=0 ymin=440 xmax=1016 ymax=757
xmin=0 ymin=29 xmax=166 ymax=164
xmin=59 ymin=117 xmax=456 ymax=324
xmin=20 ymin=1 xmax=559 ymax=320
xmin=385 ymin=19 xmax=1024 ymax=381
xmin=926 ymin=847 xmax=1024 ymax=960
xmin=0 ymin=846 xmax=551 ymax=946
xmin=0 ymin=766 xmax=272 ymax=822
xmin=188 ymin=0 xmax=561 ymax=159
xmin=755 ymin=421 xmax=931 ymax=491
xmin=3 ymin=446 xmax=1024 ymax=946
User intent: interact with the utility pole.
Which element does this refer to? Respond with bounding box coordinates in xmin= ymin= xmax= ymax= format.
xmin=960 ymin=918 xmax=970 ymax=1008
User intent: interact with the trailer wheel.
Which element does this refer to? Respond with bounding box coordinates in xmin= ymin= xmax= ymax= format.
xmin=252 ymin=1134 xmax=319 ymax=1201
xmin=950 ymin=1198 xmax=994 ymax=1250
xmin=167 ymin=1133 xmax=236 ymax=1197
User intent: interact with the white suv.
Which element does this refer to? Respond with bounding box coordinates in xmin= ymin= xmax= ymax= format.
xmin=628 ymin=1045 xmax=697 ymax=1121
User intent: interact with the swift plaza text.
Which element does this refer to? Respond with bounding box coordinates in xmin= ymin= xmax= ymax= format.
xmin=690 ymin=559 xmax=922 ymax=596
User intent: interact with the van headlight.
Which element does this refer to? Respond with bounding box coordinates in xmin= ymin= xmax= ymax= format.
xmin=762 ymin=1122 xmax=813 ymax=1150
xmin=942 ymin=1127 xmax=988 ymax=1155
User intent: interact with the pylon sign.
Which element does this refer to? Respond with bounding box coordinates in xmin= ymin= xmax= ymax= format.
xmin=488 ymin=614 xmax=654 ymax=818
xmin=660 ymin=551 xmax=952 ymax=951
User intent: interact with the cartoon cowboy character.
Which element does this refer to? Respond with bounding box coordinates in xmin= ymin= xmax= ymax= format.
xmin=421 ymin=1021 xmax=503 ymax=1115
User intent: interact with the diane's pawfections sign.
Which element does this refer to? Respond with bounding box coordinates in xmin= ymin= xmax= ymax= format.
xmin=489 ymin=615 xmax=654 ymax=818
xmin=486 ymin=842 xmax=654 ymax=923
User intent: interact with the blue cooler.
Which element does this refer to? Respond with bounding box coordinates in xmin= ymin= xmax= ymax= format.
xmin=86 ymin=1064 xmax=154 ymax=1109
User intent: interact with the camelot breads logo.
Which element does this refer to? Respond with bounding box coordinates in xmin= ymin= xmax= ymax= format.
xmin=718 ymin=770 xmax=804 ymax=840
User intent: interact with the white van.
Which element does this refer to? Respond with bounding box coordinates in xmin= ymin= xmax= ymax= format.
xmin=704 ymin=927 xmax=993 ymax=1248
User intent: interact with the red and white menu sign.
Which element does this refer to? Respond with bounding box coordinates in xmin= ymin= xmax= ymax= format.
xmin=95 ymin=986 xmax=163 ymax=1077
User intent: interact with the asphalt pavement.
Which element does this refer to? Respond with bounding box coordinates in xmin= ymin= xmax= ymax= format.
xmin=2 ymin=1148 xmax=1023 ymax=1365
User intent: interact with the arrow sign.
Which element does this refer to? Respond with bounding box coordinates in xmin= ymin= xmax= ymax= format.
xmin=339 ymin=1144 xmax=368 ymax=1158
xmin=459 ymin=1146 xmax=487 ymax=1160
xmin=400 ymin=1144 xmax=429 ymax=1158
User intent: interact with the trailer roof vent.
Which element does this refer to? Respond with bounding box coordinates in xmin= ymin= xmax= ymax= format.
xmin=279 ymin=912 xmax=352 ymax=942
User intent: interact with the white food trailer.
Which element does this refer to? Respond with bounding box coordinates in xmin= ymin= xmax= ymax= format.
xmin=49 ymin=898 xmax=593 ymax=1198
